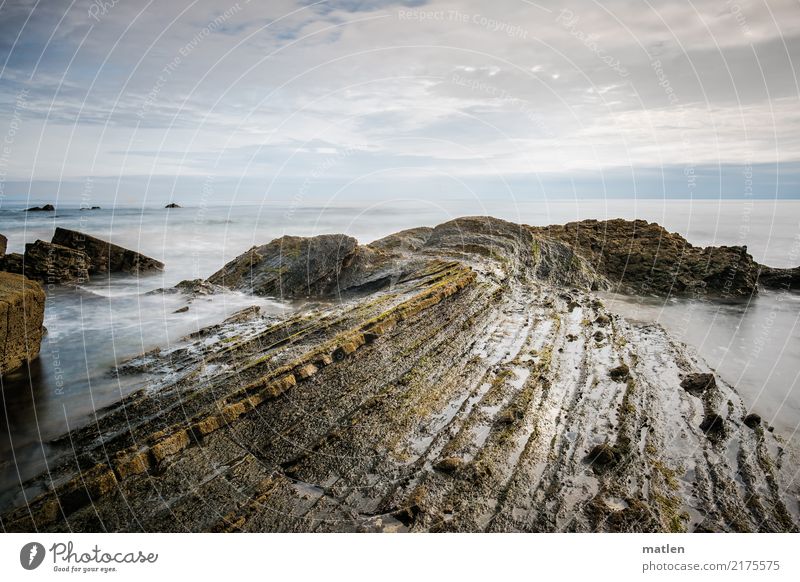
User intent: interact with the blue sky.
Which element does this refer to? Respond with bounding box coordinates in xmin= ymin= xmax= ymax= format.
xmin=0 ymin=0 xmax=798 ymax=205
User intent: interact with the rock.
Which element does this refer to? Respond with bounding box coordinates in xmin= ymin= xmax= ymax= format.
xmin=609 ymin=363 xmax=630 ymax=381
xmin=4 ymin=215 xmax=799 ymax=534
xmin=0 ymin=272 xmax=45 ymax=375
xmin=743 ymin=413 xmax=762 ymax=429
xmin=174 ymin=306 xmax=189 ymax=313
xmin=207 ymin=234 xmax=359 ymax=298
xmin=758 ymin=266 xmax=800 ymax=292
xmin=51 ymin=227 xmax=163 ymax=275
xmin=26 ymin=204 xmax=55 ymax=212
xmin=146 ymin=279 xmax=220 ymax=297
xmin=700 ymin=414 xmax=725 ymax=437
xmin=164 ymin=203 xmax=181 ymax=208
xmin=222 ymin=305 xmax=261 ymax=325
xmin=594 ymin=314 xmax=611 ymax=326
xmin=536 ymin=219 xmax=761 ymax=297
xmin=79 ymin=206 xmax=101 ymax=211
xmin=19 ymin=240 xmax=91 ymax=284
xmin=593 ymin=330 xmax=605 ymax=342
xmin=434 ymin=457 xmax=463 ymax=473
xmin=680 ymin=373 xmax=716 ymax=394
xmin=0 ymin=233 xmax=6 ymax=257
xmin=496 ymin=409 xmax=522 ymax=425
xmin=0 ymin=252 xmax=24 ymax=273
xmin=586 ymin=443 xmax=616 ymax=466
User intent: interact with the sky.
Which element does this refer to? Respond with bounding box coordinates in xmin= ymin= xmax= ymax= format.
xmin=0 ymin=0 xmax=798 ymax=205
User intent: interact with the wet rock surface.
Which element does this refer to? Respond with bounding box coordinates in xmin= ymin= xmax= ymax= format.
xmin=2 ymin=216 xmax=798 ymax=533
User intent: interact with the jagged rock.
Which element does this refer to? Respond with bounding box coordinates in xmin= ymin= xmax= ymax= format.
xmin=758 ymin=266 xmax=800 ymax=291
xmin=609 ymin=363 xmax=630 ymax=381
xmin=681 ymin=373 xmax=716 ymax=394
xmin=207 ymin=234 xmax=359 ymax=298
xmin=586 ymin=444 xmax=617 ymax=466
xmin=147 ymin=279 xmax=220 ymax=297
xmin=14 ymin=240 xmax=91 ymax=284
xmin=0 ymin=233 xmax=6 ymax=256
xmin=536 ymin=219 xmax=761 ymax=297
xmin=51 ymin=227 xmax=163 ymax=275
xmin=594 ymin=314 xmax=611 ymax=326
xmin=743 ymin=413 xmax=762 ymax=429
xmin=0 ymin=272 xmax=45 ymax=375
xmin=222 ymin=305 xmax=261 ymax=325
xmin=26 ymin=204 xmax=55 ymax=212
xmin=0 ymin=252 xmax=23 ymax=273
xmin=164 ymin=203 xmax=181 ymax=208
xmin=700 ymin=414 xmax=725 ymax=437
xmin=174 ymin=306 xmax=189 ymax=313
xmin=79 ymin=206 xmax=101 ymax=211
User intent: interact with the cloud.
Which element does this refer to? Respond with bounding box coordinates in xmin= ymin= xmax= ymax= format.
xmin=0 ymin=0 xmax=798 ymax=201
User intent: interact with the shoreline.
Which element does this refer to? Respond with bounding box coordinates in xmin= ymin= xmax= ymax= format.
xmin=2 ymin=215 xmax=798 ymax=532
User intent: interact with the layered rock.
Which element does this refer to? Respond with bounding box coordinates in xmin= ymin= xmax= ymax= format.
xmin=207 ymin=234 xmax=359 ymax=298
xmin=22 ymin=240 xmax=90 ymax=284
xmin=3 ymin=216 xmax=797 ymax=533
xmin=0 ymin=272 xmax=45 ymax=375
xmin=51 ymin=227 xmax=163 ymax=275
xmin=535 ymin=219 xmax=761 ymax=297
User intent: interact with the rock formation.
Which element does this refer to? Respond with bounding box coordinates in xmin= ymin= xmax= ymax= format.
xmin=26 ymin=204 xmax=55 ymax=212
xmin=535 ymin=219 xmax=763 ymax=297
xmin=51 ymin=227 xmax=163 ymax=275
xmin=19 ymin=240 xmax=90 ymax=284
xmin=164 ymin=203 xmax=181 ymax=208
xmin=0 ymin=233 xmax=6 ymax=256
xmin=3 ymin=216 xmax=798 ymax=533
xmin=0 ymin=272 xmax=45 ymax=375
xmin=207 ymin=234 xmax=361 ymax=298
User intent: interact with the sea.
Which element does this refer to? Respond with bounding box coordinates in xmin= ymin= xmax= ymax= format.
xmin=1 ymin=199 xmax=799 ymax=509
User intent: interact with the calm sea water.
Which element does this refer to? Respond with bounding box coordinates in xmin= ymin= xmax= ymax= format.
xmin=1 ymin=199 xmax=799 ymax=508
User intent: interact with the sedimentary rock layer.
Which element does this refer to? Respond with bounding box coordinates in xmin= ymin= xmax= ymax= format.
xmin=51 ymin=227 xmax=163 ymax=275
xmin=2 ymin=217 xmax=798 ymax=532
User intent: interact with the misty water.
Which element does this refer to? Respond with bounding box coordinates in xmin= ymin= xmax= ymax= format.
xmin=1 ymin=199 xmax=799 ymax=508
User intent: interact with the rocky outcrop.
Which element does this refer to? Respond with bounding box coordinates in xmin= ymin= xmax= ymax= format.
xmin=0 ymin=253 xmax=23 ymax=274
xmin=207 ymin=234 xmax=359 ymax=298
xmin=164 ymin=203 xmax=181 ymax=208
xmin=758 ymin=265 xmax=800 ymax=292
xmin=0 ymin=241 xmax=90 ymax=285
xmin=23 ymin=240 xmax=90 ymax=284
xmin=0 ymin=272 xmax=45 ymax=375
xmin=0 ymin=233 xmax=6 ymax=256
xmin=51 ymin=227 xmax=163 ymax=275
xmin=535 ymin=219 xmax=761 ymax=297
xmin=4 ymin=216 xmax=797 ymax=533
xmin=26 ymin=204 xmax=55 ymax=212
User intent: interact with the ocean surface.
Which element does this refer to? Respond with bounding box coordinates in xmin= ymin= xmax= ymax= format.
xmin=1 ymin=199 xmax=799 ymax=509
